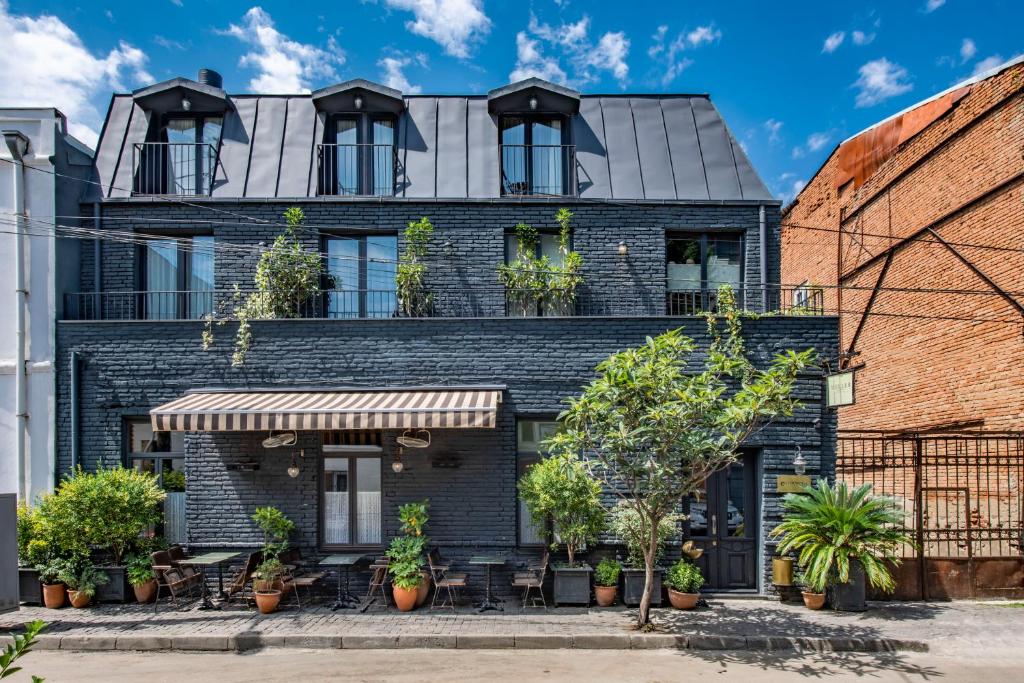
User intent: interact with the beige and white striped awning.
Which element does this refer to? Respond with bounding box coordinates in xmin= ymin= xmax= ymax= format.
xmin=150 ymin=388 xmax=503 ymax=432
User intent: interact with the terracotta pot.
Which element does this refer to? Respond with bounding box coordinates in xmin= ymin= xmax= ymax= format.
xmin=415 ymin=571 xmax=430 ymax=607
xmin=68 ymin=590 xmax=92 ymax=608
xmin=802 ymin=591 xmax=826 ymax=610
xmin=254 ymin=590 xmax=282 ymax=614
xmin=393 ymin=585 xmax=419 ymax=612
xmin=253 ymin=578 xmax=285 ymax=594
xmin=42 ymin=583 xmax=66 ymax=609
xmin=133 ymin=579 xmax=158 ymax=604
xmin=667 ymin=589 xmax=699 ymax=610
xmin=594 ymin=585 xmax=617 ymax=607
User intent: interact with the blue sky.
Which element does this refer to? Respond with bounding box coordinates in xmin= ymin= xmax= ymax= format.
xmin=2 ymin=0 xmax=1021 ymax=200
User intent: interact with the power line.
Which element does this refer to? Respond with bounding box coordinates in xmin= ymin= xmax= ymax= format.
xmin=781 ymin=220 xmax=1024 ymax=255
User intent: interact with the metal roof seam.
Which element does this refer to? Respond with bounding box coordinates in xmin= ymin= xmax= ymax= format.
xmin=242 ymin=98 xmax=260 ymax=197
xmin=659 ymin=99 xmax=679 ymax=201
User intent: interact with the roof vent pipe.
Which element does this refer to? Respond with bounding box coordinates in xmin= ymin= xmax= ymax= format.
xmin=198 ymin=68 xmax=223 ymax=88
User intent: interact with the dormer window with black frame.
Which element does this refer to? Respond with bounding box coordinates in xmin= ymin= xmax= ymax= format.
xmin=312 ymin=80 xmax=404 ymax=197
xmin=488 ymin=78 xmax=581 ymax=197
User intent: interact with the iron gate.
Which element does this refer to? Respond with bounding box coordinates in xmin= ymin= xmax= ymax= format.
xmin=836 ymin=432 xmax=1024 ymax=599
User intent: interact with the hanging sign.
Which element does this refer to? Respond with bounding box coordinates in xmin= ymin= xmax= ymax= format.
xmin=826 ymin=370 xmax=855 ymax=408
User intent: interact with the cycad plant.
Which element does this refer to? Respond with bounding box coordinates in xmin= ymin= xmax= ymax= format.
xmin=772 ymin=481 xmax=913 ymax=593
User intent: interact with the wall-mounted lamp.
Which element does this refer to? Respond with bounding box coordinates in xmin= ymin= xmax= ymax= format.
xmin=617 ymin=240 xmax=628 ymax=256
xmin=392 ymin=448 xmax=405 ymax=474
xmin=442 ymin=238 xmax=454 ymax=258
xmin=287 ymin=449 xmax=305 ymax=478
xmin=793 ymin=445 xmax=807 ymax=475
xmin=181 ymin=96 xmax=192 ymax=112
xmin=354 ymin=94 xmax=364 ymax=110
xmin=528 ymin=95 xmax=538 ymax=111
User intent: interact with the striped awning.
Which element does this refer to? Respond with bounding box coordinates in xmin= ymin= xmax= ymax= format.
xmin=150 ymin=388 xmax=502 ymax=432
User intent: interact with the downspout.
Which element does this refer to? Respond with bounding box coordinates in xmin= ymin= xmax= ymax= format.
xmin=758 ymin=204 xmax=767 ymax=312
xmin=70 ymin=351 xmax=80 ymax=472
xmin=4 ymin=130 xmax=30 ymax=502
xmin=93 ymin=203 xmax=101 ymax=317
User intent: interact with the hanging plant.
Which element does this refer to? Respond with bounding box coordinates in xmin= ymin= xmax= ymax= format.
xmin=202 ymin=207 xmax=328 ymax=366
xmin=396 ymin=217 xmax=435 ymax=317
xmin=497 ymin=209 xmax=584 ymax=316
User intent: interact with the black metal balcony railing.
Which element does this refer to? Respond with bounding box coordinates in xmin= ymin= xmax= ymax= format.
xmin=63 ymin=286 xmax=826 ymax=321
xmin=132 ymin=143 xmax=217 ymax=196
xmin=317 ymin=144 xmax=397 ymax=197
xmin=500 ymin=144 xmax=577 ymax=197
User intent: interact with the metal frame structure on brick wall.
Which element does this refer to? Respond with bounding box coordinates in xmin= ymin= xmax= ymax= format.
xmin=836 ymin=431 xmax=1024 ymax=599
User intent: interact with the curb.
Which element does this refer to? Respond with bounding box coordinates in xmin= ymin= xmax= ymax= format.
xmin=29 ymin=632 xmax=929 ymax=653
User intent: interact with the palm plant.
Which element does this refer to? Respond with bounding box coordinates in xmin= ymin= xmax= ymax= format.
xmin=772 ymin=481 xmax=913 ymax=593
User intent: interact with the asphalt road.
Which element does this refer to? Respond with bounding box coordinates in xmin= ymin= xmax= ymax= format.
xmin=19 ymin=648 xmax=1022 ymax=682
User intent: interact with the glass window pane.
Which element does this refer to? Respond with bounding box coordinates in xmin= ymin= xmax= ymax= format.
xmin=365 ymin=236 xmax=397 ymax=318
xmin=165 ymin=119 xmax=197 ymax=194
xmin=688 ymin=479 xmax=708 ymax=535
xmin=326 ymin=238 xmax=360 ymax=318
xmin=501 ymin=117 xmax=526 ymax=194
xmin=324 ymin=458 xmax=350 ymax=545
xmin=725 ymin=461 xmax=748 ymax=538
xmin=707 ymin=238 xmax=742 ymax=289
xmin=666 ymin=238 xmax=701 ymax=292
xmin=145 ymin=240 xmax=179 ymax=320
xmin=518 ymin=457 xmax=545 ymax=545
xmin=335 ymin=119 xmax=359 ymax=194
xmin=202 ymin=118 xmax=223 ymax=146
xmin=355 ymin=458 xmax=381 ymax=544
xmin=189 ymin=236 xmax=215 ymax=318
xmin=539 ymin=234 xmax=563 ymax=269
xmin=371 ymin=119 xmax=395 ymax=196
xmin=531 ymin=119 xmax=562 ymax=195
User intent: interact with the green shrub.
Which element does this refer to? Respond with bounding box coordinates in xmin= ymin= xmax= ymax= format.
xmin=252 ymin=506 xmax=294 ymax=558
xmin=387 ymin=499 xmax=431 ymax=590
xmin=125 ymin=554 xmax=155 ymax=587
xmin=665 ymin=559 xmax=704 ymax=593
xmin=35 ymin=556 xmax=79 ymax=585
xmin=594 ymin=558 xmax=622 ymax=587
xmin=518 ymin=454 xmax=604 ymax=566
xmin=16 ymin=504 xmax=43 ymax=567
xmin=608 ymin=501 xmax=681 ymax=568
xmin=60 ymin=565 xmax=108 ymax=599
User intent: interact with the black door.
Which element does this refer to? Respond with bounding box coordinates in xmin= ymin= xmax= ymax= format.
xmin=686 ymin=451 xmax=759 ymax=590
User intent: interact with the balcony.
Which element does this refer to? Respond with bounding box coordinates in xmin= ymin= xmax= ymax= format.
xmin=500 ymin=144 xmax=577 ymax=197
xmin=132 ymin=143 xmax=217 ymax=196
xmin=317 ymin=144 xmax=397 ymax=197
xmin=63 ymin=285 xmax=825 ymax=321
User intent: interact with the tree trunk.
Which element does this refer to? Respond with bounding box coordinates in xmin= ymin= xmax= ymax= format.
xmin=636 ymin=524 xmax=660 ymax=628
xmin=567 ymin=544 xmax=575 ymax=567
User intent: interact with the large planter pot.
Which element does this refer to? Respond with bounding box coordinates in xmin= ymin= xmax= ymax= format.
xmin=68 ymin=590 xmax=92 ymax=608
xmin=552 ymin=565 xmax=592 ymax=606
xmin=132 ymin=579 xmax=158 ymax=604
xmin=594 ymin=585 xmax=617 ymax=607
xmin=416 ymin=571 xmax=430 ymax=607
xmin=667 ymin=589 xmax=699 ymax=610
xmin=830 ymin=559 xmax=867 ymax=612
xmin=622 ymin=568 xmax=663 ymax=606
xmin=393 ymin=585 xmax=419 ymax=612
xmin=254 ymin=590 xmax=282 ymax=614
xmin=42 ymin=583 xmax=66 ymax=609
xmin=94 ymin=565 xmax=130 ymax=603
xmin=802 ymin=591 xmax=826 ymax=610
xmin=18 ymin=568 xmax=42 ymax=605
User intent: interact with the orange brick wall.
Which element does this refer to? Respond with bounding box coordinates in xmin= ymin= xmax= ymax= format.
xmin=783 ymin=63 xmax=1024 ymax=432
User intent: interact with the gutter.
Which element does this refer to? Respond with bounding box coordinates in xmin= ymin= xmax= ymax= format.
xmin=759 ymin=204 xmax=768 ymax=311
xmin=70 ymin=352 xmax=80 ymax=472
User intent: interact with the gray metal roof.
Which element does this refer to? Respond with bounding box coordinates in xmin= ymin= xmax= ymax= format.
xmin=88 ymin=93 xmax=772 ymax=202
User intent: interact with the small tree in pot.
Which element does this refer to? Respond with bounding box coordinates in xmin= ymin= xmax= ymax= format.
xmin=126 ymin=554 xmax=158 ymax=603
xmin=518 ymin=453 xmax=604 ymax=605
xmin=35 ymin=556 xmax=79 ymax=609
xmin=665 ymin=559 xmax=704 ymax=610
xmin=593 ymin=558 xmax=622 ymax=607
xmin=387 ymin=500 xmax=431 ymax=611
xmin=251 ymin=506 xmax=295 ymax=614
xmin=61 ymin=565 xmax=109 ymax=609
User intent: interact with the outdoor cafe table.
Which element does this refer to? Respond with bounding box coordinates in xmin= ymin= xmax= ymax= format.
xmin=179 ymin=551 xmax=240 ymax=610
xmin=468 ymin=555 xmax=506 ymax=612
xmin=319 ymin=554 xmax=366 ymax=610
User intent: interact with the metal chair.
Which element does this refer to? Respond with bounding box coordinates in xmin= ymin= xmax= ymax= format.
xmin=428 ymin=548 xmax=467 ymax=611
xmin=223 ymin=552 xmax=260 ymax=609
xmin=511 ymin=550 xmax=549 ymax=609
xmin=151 ymin=550 xmax=197 ymax=612
xmin=361 ymin=558 xmax=390 ymax=611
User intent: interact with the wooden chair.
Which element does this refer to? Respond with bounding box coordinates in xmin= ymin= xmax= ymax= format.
xmin=427 ymin=548 xmax=467 ymax=611
xmin=151 ymin=550 xmax=197 ymax=612
xmin=361 ymin=559 xmax=390 ymax=611
xmin=511 ymin=550 xmax=549 ymax=609
xmin=223 ymin=552 xmax=260 ymax=608
xmin=167 ymin=545 xmax=204 ymax=590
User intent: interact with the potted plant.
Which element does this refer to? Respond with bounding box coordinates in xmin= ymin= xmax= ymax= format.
xmin=35 ymin=556 xmax=77 ymax=609
xmin=126 ymin=554 xmax=158 ymax=603
xmin=665 ymin=559 xmax=704 ymax=609
xmin=16 ymin=503 xmax=44 ymax=604
xmin=61 ymin=565 xmax=109 ymax=609
xmin=772 ymin=481 xmax=914 ymax=612
xmin=385 ymin=499 xmax=431 ymax=611
xmin=250 ymin=506 xmax=295 ymax=613
xmin=793 ymin=567 xmax=826 ymax=610
xmin=593 ymin=558 xmax=621 ymax=607
xmin=394 ymin=500 xmax=432 ymax=607
xmin=608 ymin=502 xmax=681 ymax=607
xmin=252 ymin=557 xmax=285 ymax=614
xmin=518 ymin=453 xmax=604 ymax=606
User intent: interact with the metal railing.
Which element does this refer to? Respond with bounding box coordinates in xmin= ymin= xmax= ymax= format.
xmin=132 ymin=143 xmax=217 ymax=196
xmin=317 ymin=144 xmax=397 ymax=196
xmin=500 ymin=144 xmax=577 ymax=197
xmin=64 ymin=285 xmax=827 ymax=321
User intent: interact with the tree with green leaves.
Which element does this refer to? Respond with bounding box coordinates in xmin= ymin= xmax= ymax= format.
xmin=396 ymin=217 xmax=435 ymax=317
xmin=544 ymin=286 xmax=816 ymax=627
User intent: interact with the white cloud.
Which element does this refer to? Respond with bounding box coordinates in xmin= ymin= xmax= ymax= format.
xmin=925 ymin=0 xmax=945 ymax=12
xmin=822 ymin=31 xmax=845 ymax=53
xmin=853 ymin=58 xmax=913 ymax=107
xmin=511 ymin=14 xmax=630 ymax=88
xmin=807 ymin=131 xmax=831 ymax=151
xmin=0 ymin=0 xmax=152 ymax=147
xmin=169 ymin=0 xmax=183 ymax=6
xmin=221 ymin=7 xmax=344 ymax=92
xmin=383 ymin=0 xmax=491 ymax=59
xmin=154 ymin=35 xmax=188 ymax=51
xmin=776 ymin=175 xmax=807 ymax=203
xmin=971 ymin=54 xmax=1006 ymax=76
xmin=647 ymin=23 xmax=719 ymax=86
xmin=378 ymin=54 xmax=424 ymax=94
xmin=851 ymin=30 xmax=875 ymax=46
xmin=763 ymin=119 xmax=783 ymax=144
xmin=960 ymin=38 xmax=977 ymax=62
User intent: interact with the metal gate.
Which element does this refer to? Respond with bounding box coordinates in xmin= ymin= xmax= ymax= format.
xmin=836 ymin=433 xmax=1024 ymax=599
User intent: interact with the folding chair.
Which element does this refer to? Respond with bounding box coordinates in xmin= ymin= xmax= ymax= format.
xmin=428 ymin=548 xmax=467 ymax=611
xmin=511 ymin=549 xmax=549 ymax=609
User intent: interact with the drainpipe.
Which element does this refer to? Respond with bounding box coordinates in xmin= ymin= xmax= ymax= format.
xmin=70 ymin=351 xmax=80 ymax=472
xmin=4 ymin=130 xmax=30 ymax=502
xmin=758 ymin=204 xmax=768 ymax=312
xmin=93 ymin=203 xmax=101 ymax=317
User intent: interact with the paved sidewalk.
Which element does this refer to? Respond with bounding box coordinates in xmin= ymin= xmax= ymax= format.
xmin=5 ymin=599 xmax=1023 ymax=654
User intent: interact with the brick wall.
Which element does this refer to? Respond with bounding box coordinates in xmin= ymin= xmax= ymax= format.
xmin=782 ymin=61 xmax=1024 ymax=432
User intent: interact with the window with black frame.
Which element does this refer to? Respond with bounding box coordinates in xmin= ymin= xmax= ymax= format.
xmin=500 ymin=116 xmax=569 ymax=196
xmin=321 ymin=115 xmax=396 ymax=196
xmin=135 ymin=115 xmax=222 ymax=195
xmin=321 ymin=453 xmax=383 ymax=548
xmin=516 ymin=419 xmax=562 ymax=546
xmin=125 ymin=418 xmax=187 ymax=544
xmin=323 ymin=235 xmax=398 ymax=318
xmin=666 ymin=234 xmax=744 ymax=314
xmin=140 ymin=235 xmax=214 ymax=320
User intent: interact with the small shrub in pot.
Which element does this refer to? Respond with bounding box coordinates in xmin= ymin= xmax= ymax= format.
xmin=594 ymin=558 xmax=621 ymax=607
xmin=61 ymin=565 xmax=109 ymax=608
xmin=126 ymin=554 xmax=158 ymax=603
xmin=665 ymin=559 xmax=704 ymax=610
